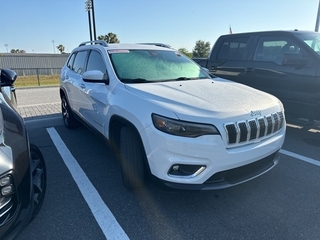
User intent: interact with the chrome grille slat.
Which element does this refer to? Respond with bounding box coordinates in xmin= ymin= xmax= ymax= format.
xmin=248 ymin=120 xmax=257 ymax=140
xmin=266 ymin=115 xmax=272 ymax=135
xmin=238 ymin=121 xmax=248 ymax=143
xmin=258 ymin=117 xmax=266 ymax=138
xmin=224 ymin=111 xmax=284 ymax=145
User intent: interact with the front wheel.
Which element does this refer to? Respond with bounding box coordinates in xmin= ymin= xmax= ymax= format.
xmin=119 ymin=126 xmax=146 ymax=189
xmin=30 ymin=144 xmax=47 ymax=221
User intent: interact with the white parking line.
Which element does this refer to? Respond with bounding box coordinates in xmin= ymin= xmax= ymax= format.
xmin=46 ymin=127 xmax=129 ymax=240
xmin=280 ymin=149 xmax=320 ymax=167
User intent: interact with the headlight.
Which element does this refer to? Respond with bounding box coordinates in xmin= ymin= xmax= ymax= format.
xmin=152 ymin=114 xmax=219 ymax=137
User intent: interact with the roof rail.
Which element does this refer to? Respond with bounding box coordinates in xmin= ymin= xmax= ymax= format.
xmin=79 ymin=40 xmax=108 ymax=47
xmin=138 ymin=43 xmax=171 ymax=48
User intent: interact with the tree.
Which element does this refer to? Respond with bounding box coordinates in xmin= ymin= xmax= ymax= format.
xmin=57 ymin=44 xmax=65 ymax=54
xmin=10 ymin=49 xmax=26 ymax=53
xmin=192 ymin=40 xmax=211 ymax=58
xmin=178 ymin=47 xmax=192 ymax=58
xmin=97 ymin=32 xmax=120 ymax=43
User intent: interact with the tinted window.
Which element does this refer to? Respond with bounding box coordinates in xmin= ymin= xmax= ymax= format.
xmin=296 ymin=32 xmax=320 ymax=55
xmin=86 ymin=51 xmax=107 ymax=73
xmin=217 ymin=38 xmax=249 ymax=60
xmin=67 ymin=53 xmax=76 ymax=70
xmin=253 ymin=37 xmax=305 ymax=64
xmin=109 ymin=50 xmax=209 ymax=82
xmin=73 ymin=51 xmax=88 ymax=74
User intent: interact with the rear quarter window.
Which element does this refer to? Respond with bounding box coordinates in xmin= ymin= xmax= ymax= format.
xmin=67 ymin=53 xmax=76 ymax=70
xmin=73 ymin=51 xmax=89 ymax=74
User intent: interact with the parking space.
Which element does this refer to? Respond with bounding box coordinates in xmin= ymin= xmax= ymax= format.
xmin=16 ymin=121 xmax=320 ymax=240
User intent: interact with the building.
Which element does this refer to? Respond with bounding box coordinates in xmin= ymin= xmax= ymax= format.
xmin=0 ymin=53 xmax=69 ymax=76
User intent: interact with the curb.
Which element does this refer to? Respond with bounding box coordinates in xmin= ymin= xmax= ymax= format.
xmin=25 ymin=116 xmax=64 ymax=130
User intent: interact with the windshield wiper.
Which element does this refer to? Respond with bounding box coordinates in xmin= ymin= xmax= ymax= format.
xmin=175 ymin=77 xmax=201 ymax=81
xmin=121 ymin=78 xmax=151 ymax=83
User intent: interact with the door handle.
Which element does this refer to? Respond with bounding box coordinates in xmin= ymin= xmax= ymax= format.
xmin=210 ymin=66 xmax=217 ymax=72
xmin=79 ymin=83 xmax=86 ymax=89
xmin=245 ymin=67 xmax=255 ymax=73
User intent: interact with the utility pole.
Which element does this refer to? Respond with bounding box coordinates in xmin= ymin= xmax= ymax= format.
xmin=4 ymin=44 xmax=8 ymax=53
xmin=315 ymin=0 xmax=320 ymax=32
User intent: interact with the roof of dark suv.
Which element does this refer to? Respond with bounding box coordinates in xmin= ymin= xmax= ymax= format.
xmin=220 ymin=29 xmax=312 ymax=37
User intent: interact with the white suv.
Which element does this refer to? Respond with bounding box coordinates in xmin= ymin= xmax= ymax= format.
xmin=60 ymin=40 xmax=286 ymax=190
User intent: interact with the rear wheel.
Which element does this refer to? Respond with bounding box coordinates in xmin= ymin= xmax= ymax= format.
xmin=30 ymin=144 xmax=47 ymax=221
xmin=119 ymin=126 xmax=145 ymax=189
xmin=61 ymin=95 xmax=78 ymax=129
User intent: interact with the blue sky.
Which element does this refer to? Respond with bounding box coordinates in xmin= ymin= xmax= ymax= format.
xmin=1 ymin=0 xmax=319 ymax=53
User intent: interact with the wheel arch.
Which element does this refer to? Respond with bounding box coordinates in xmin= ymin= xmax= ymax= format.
xmin=108 ymin=115 xmax=151 ymax=172
xmin=59 ymin=87 xmax=67 ymax=99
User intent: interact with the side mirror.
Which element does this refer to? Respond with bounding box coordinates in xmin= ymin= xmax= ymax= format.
xmin=282 ymin=52 xmax=308 ymax=67
xmin=201 ymin=67 xmax=216 ymax=78
xmin=83 ymin=70 xmax=109 ymax=84
xmin=0 ymin=69 xmax=17 ymax=87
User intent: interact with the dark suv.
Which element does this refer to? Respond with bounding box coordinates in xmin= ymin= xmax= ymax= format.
xmin=0 ymin=69 xmax=46 ymax=240
xmin=194 ymin=30 xmax=320 ymax=121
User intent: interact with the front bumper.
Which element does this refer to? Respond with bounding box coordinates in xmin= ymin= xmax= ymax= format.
xmin=141 ymin=124 xmax=285 ymax=189
xmin=157 ymin=151 xmax=279 ymax=190
xmin=0 ymin=146 xmax=33 ymax=240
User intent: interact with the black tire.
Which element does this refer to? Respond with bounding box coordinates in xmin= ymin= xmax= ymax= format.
xmin=29 ymin=144 xmax=47 ymax=221
xmin=61 ymin=95 xmax=79 ymax=129
xmin=120 ymin=126 xmax=145 ymax=189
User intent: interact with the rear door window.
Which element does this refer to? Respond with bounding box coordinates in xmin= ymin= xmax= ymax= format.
xmin=217 ymin=38 xmax=249 ymax=60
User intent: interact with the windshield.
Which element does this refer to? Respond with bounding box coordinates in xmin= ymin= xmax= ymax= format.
xmin=108 ymin=49 xmax=209 ymax=83
xmin=296 ymin=32 xmax=320 ymax=55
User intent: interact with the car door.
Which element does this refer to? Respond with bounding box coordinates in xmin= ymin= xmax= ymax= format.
xmin=244 ymin=35 xmax=317 ymax=118
xmin=80 ymin=50 xmax=110 ymax=134
xmin=65 ymin=50 xmax=89 ymax=114
xmin=207 ymin=36 xmax=251 ymax=82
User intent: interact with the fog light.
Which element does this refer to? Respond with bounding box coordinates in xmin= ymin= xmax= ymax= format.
xmin=168 ymin=164 xmax=206 ymax=178
xmin=1 ymin=185 xmax=13 ymax=196
xmin=172 ymin=165 xmax=179 ymax=171
xmin=0 ymin=176 xmax=10 ymax=186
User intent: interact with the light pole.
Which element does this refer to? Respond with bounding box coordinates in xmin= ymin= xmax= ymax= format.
xmin=91 ymin=0 xmax=97 ymax=40
xmin=85 ymin=0 xmax=93 ymax=41
xmin=316 ymin=0 xmax=320 ymax=32
xmin=52 ymin=40 xmax=55 ymax=54
xmin=4 ymin=44 xmax=8 ymax=53
xmin=85 ymin=0 xmax=96 ymax=41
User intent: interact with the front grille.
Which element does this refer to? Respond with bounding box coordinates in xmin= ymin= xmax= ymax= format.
xmin=205 ymin=152 xmax=277 ymax=184
xmin=224 ymin=111 xmax=284 ymax=145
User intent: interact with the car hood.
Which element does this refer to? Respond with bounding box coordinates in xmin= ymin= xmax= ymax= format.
xmin=124 ymin=78 xmax=280 ymax=121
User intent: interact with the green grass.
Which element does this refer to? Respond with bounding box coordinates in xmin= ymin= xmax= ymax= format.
xmin=15 ymin=75 xmax=60 ymax=88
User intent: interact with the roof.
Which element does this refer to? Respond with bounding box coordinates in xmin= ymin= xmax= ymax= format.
xmin=220 ymin=29 xmax=317 ymax=37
